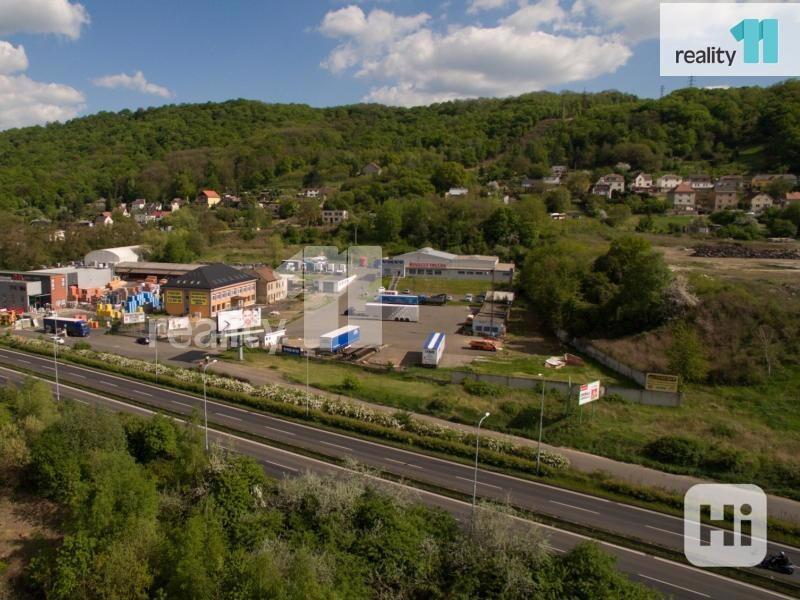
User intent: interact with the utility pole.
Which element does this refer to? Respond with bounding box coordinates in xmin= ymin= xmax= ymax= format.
xmin=536 ymin=373 xmax=545 ymax=475
xmin=471 ymin=412 xmax=491 ymax=515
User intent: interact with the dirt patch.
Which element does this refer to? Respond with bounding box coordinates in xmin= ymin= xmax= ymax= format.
xmin=0 ymin=476 xmax=60 ymax=600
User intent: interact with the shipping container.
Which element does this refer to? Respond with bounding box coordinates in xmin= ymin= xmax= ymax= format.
xmin=319 ymin=325 xmax=360 ymax=353
xmin=421 ymin=332 xmax=446 ymax=367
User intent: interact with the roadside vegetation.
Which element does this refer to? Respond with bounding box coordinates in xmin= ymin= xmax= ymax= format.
xmin=0 ymin=379 xmax=659 ymax=600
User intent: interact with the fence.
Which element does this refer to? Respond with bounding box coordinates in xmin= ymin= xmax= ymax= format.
xmin=449 ymin=371 xmax=682 ymax=408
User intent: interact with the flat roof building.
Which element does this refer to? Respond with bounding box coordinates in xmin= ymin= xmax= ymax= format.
xmin=0 ymin=271 xmax=67 ymax=312
xmin=114 ymin=261 xmax=199 ymax=280
xmin=387 ymin=247 xmax=514 ymax=283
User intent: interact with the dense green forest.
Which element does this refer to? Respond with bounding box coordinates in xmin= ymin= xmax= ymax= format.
xmin=0 ymin=380 xmax=658 ymax=600
xmin=3 ymin=81 xmax=800 ymax=216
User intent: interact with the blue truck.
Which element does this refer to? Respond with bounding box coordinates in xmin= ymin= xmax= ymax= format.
xmin=379 ymin=294 xmax=419 ymax=306
xmin=43 ymin=316 xmax=91 ymax=337
xmin=319 ymin=325 xmax=360 ymax=353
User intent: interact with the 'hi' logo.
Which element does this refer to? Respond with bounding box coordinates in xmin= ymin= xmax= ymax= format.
xmin=684 ymin=484 xmax=767 ymax=567
xmin=730 ymin=19 xmax=778 ymax=63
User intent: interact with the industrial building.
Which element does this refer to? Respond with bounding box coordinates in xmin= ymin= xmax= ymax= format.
xmin=241 ymin=266 xmax=288 ymax=304
xmin=384 ymin=247 xmax=514 ymax=283
xmin=471 ymin=301 xmax=510 ymax=338
xmin=114 ymin=261 xmax=198 ymax=280
xmin=162 ymin=263 xmax=257 ymax=318
xmin=0 ymin=271 xmax=68 ymax=312
xmin=84 ymin=245 xmax=143 ymax=267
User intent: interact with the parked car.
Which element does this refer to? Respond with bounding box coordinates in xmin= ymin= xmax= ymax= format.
xmin=402 ymin=289 xmax=412 ymax=294
xmin=464 ymin=293 xmax=474 ymax=303
xmin=136 ymin=337 xmax=151 ymax=345
xmin=476 ymin=293 xmax=486 ymax=303
xmin=469 ymin=339 xmax=499 ymax=352
xmin=446 ymin=295 xmax=454 ymax=301
xmin=50 ymin=335 xmax=65 ymax=345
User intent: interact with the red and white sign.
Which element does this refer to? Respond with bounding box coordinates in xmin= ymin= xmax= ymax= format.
xmin=409 ymin=262 xmax=447 ymax=269
xmin=578 ymin=380 xmax=601 ymax=405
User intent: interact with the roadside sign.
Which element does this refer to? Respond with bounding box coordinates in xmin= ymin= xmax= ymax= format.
xmin=122 ymin=312 xmax=145 ymax=324
xmin=646 ymin=373 xmax=680 ymax=393
xmin=578 ymin=380 xmax=601 ymax=405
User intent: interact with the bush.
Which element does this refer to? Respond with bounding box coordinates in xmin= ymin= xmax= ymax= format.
xmin=645 ymin=435 xmax=703 ymax=468
xmin=463 ymin=379 xmax=501 ymax=397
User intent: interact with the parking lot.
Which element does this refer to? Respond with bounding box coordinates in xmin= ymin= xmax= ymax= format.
xmin=284 ymin=301 xmax=481 ymax=368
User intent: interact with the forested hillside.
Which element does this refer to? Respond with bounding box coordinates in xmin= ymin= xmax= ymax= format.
xmin=3 ymin=81 xmax=800 ymax=215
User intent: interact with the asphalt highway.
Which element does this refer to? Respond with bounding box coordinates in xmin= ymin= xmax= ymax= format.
xmin=0 ymin=346 xmax=797 ymax=600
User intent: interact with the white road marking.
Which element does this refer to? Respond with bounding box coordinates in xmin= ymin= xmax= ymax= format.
xmin=69 ymin=373 xmax=86 ymax=379
xmin=321 ymin=440 xmax=353 ymax=451
xmin=18 ymin=359 xmax=31 ymax=364
xmin=456 ymin=476 xmax=502 ymax=490
xmin=549 ymin=500 xmax=600 ymax=515
xmin=636 ymin=574 xmax=711 ymax=598
xmin=215 ymin=412 xmax=241 ymax=422
xmin=132 ymin=389 xmax=152 ymax=397
xmin=262 ymin=460 xmax=299 ymax=473
xmin=263 ymin=425 xmax=295 ymax=436
xmin=172 ymin=400 xmax=193 ymax=408
xmin=386 ymin=457 xmax=423 ymax=470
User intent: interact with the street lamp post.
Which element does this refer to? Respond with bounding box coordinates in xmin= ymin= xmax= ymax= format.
xmin=472 ymin=412 xmax=491 ymax=511
xmin=536 ymin=373 xmax=545 ymax=475
xmin=202 ymin=357 xmax=217 ymax=451
xmin=53 ymin=330 xmax=61 ymax=402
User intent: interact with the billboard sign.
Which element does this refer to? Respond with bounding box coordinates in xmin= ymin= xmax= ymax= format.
xmin=217 ymin=307 xmax=262 ymax=332
xmin=646 ymin=373 xmax=680 ymax=393
xmin=578 ymin=380 xmax=601 ymax=405
xmin=122 ymin=312 xmax=146 ymax=324
xmin=168 ymin=316 xmax=191 ymax=331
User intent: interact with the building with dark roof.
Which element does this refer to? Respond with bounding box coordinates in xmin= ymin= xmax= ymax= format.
xmin=162 ymin=263 xmax=256 ymax=317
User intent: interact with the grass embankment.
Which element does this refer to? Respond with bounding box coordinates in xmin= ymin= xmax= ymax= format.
xmin=234 ymin=348 xmax=800 ymax=502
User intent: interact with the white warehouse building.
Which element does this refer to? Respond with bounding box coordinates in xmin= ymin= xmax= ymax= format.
xmin=386 ymin=247 xmax=514 ymax=283
xmin=84 ymin=245 xmax=143 ymax=267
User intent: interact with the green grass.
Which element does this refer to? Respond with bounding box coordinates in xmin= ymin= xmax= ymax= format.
xmin=463 ymin=353 xmax=626 ymax=385
xmin=382 ymin=276 xmax=497 ymax=297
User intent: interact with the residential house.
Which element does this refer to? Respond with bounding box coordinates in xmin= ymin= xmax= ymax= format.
xmin=656 ymin=174 xmax=682 ymax=192
xmin=749 ymin=193 xmax=774 ymax=213
xmin=95 ymin=212 xmax=114 ymax=227
xmin=596 ymin=173 xmax=624 ymax=194
xmin=549 ymin=212 xmax=568 ymax=221
xmin=591 ymin=182 xmax=612 ymax=198
xmin=632 ymin=172 xmax=653 ymax=190
xmin=551 ymin=165 xmax=568 ymax=177
xmin=542 ymin=174 xmax=561 ymax=186
xmin=520 ymin=178 xmax=537 ymax=190
xmin=196 ymin=190 xmax=221 ymax=207
xmin=362 ymin=162 xmax=382 ymax=176
xmin=169 ymin=198 xmax=185 ymax=212
xmin=446 ymin=187 xmax=469 ymax=197
xmin=321 ymin=209 xmax=349 ymax=225
xmin=615 ymin=162 xmax=632 ymax=172
xmin=751 ymin=173 xmax=797 ymax=191
xmin=686 ymin=175 xmax=714 ymax=190
xmin=713 ymin=179 xmax=741 ymax=211
xmin=669 ymin=183 xmax=697 ymax=212
xmin=298 ymin=188 xmax=322 ymax=199
xmin=242 ymin=266 xmax=288 ymax=305
xmin=784 ymin=192 xmax=800 ymax=206
xmin=129 ymin=198 xmax=147 ymax=212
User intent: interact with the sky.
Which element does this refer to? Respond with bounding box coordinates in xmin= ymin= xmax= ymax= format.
xmin=0 ymin=0 xmax=790 ymax=130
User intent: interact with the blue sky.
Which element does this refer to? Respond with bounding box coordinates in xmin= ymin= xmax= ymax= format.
xmin=0 ymin=0 xmax=789 ymax=129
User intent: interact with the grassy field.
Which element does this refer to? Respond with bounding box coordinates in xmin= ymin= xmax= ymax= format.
xmin=382 ymin=276 xmax=497 ymax=297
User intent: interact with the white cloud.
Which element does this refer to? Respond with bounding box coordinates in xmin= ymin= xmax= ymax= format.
xmin=320 ymin=5 xmax=430 ymax=48
xmin=0 ymin=74 xmax=84 ymax=129
xmin=320 ymin=3 xmax=631 ymax=106
xmin=0 ymin=41 xmax=28 ymax=74
xmin=92 ymin=70 xmax=174 ymax=98
xmin=0 ymin=0 xmax=89 ymax=40
xmin=467 ymin=0 xmax=512 ymax=14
